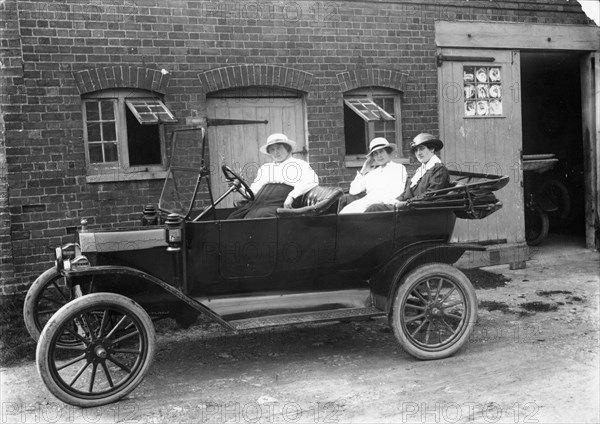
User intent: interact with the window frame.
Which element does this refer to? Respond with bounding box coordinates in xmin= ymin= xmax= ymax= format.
xmin=82 ymin=89 xmax=173 ymax=183
xmin=343 ymin=88 xmax=405 ymax=168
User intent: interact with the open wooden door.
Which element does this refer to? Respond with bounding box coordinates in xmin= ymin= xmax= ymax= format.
xmin=581 ymin=52 xmax=600 ymax=249
xmin=207 ymin=95 xmax=307 ymax=208
xmin=438 ymin=48 xmax=526 ymax=263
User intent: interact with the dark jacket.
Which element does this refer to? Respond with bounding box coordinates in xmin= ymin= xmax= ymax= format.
xmin=398 ymin=163 xmax=450 ymax=201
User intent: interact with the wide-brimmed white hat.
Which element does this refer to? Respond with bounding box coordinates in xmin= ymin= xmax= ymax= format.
xmin=410 ymin=133 xmax=444 ymax=152
xmin=367 ymin=137 xmax=397 ymax=156
xmin=259 ymin=133 xmax=297 ymax=155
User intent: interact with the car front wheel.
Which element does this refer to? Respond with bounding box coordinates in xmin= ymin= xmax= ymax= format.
xmin=36 ymin=293 xmax=155 ymax=407
xmin=390 ymin=263 xmax=477 ymax=360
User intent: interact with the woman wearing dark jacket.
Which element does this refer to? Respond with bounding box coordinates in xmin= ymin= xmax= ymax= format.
xmin=366 ymin=133 xmax=449 ymax=212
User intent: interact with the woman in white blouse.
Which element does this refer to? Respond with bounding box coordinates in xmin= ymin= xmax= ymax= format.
xmin=228 ymin=133 xmax=319 ymax=219
xmin=339 ymin=138 xmax=407 ymax=214
xmin=365 ymin=133 xmax=450 ymax=212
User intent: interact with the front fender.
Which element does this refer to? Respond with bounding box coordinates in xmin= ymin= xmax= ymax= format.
xmin=370 ymin=242 xmax=486 ymax=312
xmin=64 ymin=265 xmax=234 ymax=330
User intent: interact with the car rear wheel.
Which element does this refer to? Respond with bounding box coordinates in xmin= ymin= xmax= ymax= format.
xmin=390 ymin=263 xmax=477 ymax=360
xmin=36 ymin=293 xmax=155 ymax=408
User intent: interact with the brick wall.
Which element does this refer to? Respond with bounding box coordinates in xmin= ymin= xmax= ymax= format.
xmin=1 ymin=0 xmax=593 ymax=294
xmin=1 ymin=0 xmax=21 ymax=293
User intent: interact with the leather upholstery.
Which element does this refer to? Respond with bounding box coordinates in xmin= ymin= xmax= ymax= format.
xmin=276 ymin=186 xmax=344 ymax=217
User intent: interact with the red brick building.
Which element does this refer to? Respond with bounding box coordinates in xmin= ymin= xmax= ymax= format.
xmin=1 ymin=0 xmax=598 ymax=294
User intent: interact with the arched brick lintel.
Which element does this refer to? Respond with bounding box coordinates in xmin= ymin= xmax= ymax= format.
xmin=74 ymin=66 xmax=171 ymax=95
xmin=337 ymin=69 xmax=408 ymax=93
xmin=198 ymin=65 xmax=313 ymax=93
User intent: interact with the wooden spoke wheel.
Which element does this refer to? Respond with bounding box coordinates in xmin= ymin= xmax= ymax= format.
xmin=36 ymin=293 xmax=155 ymax=407
xmin=23 ymin=268 xmax=92 ymax=343
xmin=391 ymin=264 xmax=477 ymax=360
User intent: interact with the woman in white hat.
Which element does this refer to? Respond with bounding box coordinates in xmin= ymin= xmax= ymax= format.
xmin=228 ymin=133 xmax=318 ymax=219
xmin=339 ymin=137 xmax=407 ymax=214
xmin=366 ymin=133 xmax=450 ymax=212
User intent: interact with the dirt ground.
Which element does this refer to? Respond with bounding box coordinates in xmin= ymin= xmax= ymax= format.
xmin=1 ymin=234 xmax=598 ymax=424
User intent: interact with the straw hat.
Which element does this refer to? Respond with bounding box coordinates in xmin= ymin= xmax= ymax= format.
xmin=259 ymin=133 xmax=297 ymax=155
xmin=367 ymin=137 xmax=397 ymax=156
xmin=410 ymin=133 xmax=444 ymax=152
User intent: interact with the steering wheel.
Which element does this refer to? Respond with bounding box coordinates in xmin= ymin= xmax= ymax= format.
xmin=222 ymin=165 xmax=255 ymax=201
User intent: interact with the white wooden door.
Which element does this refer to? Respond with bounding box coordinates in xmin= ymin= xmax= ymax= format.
xmin=207 ymin=97 xmax=306 ymax=208
xmin=438 ymin=49 xmax=524 ymax=244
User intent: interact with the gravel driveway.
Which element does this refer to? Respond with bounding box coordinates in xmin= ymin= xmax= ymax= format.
xmin=2 ymin=235 xmax=598 ymax=424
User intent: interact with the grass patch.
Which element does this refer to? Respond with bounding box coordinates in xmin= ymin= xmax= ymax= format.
xmin=520 ymin=301 xmax=559 ymax=312
xmin=0 ymin=295 xmax=36 ymax=366
xmin=479 ymin=300 xmax=511 ymax=313
xmin=460 ymin=268 xmax=511 ymax=290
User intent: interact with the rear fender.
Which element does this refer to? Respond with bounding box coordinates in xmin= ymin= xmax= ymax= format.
xmin=370 ymin=242 xmax=486 ymax=312
xmin=65 ymin=265 xmax=234 ymax=330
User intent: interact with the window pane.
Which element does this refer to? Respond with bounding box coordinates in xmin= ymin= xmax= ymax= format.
xmin=138 ymin=113 xmax=155 ymax=121
xmin=102 ymin=122 xmax=116 ymax=141
xmin=343 ymin=98 xmax=394 ymax=122
xmin=100 ymin=100 xmax=114 ymax=120
xmin=87 ymin=122 xmax=101 ymax=141
xmin=126 ymin=107 xmax=162 ymax=166
xmin=88 ymin=144 xmax=103 ymax=163
xmin=125 ymin=99 xmax=177 ymax=124
xmin=157 ymin=112 xmax=172 ymax=121
xmin=373 ymin=97 xmax=395 ymax=114
xmin=104 ymin=143 xmax=118 ymax=162
xmin=85 ymin=102 xmax=99 ymax=121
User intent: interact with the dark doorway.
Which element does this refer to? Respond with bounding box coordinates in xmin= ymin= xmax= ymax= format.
xmin=520 ymin=51 xmax=586 ymax=236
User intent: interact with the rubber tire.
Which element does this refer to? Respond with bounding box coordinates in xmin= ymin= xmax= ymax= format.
xmin=36 ymin=293 xmax=155 ymax=408
xmin=23 ymin=268 xmax=69 ymax=342
xmin=390 ymin=263 xmax=478 ymax=360
xmin=538 ymin=179 xmax=571 ymax=220
xmin=525 ymin=204 xmax=549 ymax=246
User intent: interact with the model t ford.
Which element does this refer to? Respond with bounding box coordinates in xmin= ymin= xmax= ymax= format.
xmin=23 ymin=127 xmax=508 ymax=407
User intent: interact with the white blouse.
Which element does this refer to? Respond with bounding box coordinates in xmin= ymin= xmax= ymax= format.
xmin=250 ymin=157 xmax=319 ymax=200
xmin=341 ymin=161 xmax=407 ymax=214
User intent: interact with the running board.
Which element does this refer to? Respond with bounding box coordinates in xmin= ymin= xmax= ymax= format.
xmin=230 ymin=307 xmax=385 ymax=331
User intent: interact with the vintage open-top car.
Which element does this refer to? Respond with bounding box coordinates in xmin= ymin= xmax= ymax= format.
xmin=23 ymin=127 xmax=508 ymax=407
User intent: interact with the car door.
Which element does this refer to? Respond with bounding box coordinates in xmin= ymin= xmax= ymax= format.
xmin=219 ymin=217 xmax=278 ymax=280
xmin=335 ymin=211 xmax=397 ymax=280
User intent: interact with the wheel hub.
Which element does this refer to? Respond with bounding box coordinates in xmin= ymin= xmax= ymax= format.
xmin=425 ymin=302 xmax=443 ymax=319
xmin=94 ymin=346 xmax=107 ymax=359
xmin=86 ymin=339 xmax=112 ymax=362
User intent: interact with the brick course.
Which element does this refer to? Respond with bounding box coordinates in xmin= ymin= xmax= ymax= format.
xmin=0 ymin=0 xmax=594 ymax=294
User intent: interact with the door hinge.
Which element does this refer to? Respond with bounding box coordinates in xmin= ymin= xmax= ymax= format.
xmin=293 ymin=146 xmax=308 ymax=156
xmin=436 ymin=54 xmax=495 ymax=67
